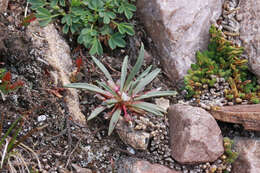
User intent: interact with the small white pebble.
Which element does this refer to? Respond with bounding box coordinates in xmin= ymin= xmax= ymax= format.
xmin=37 ymin=115 xmax=47 ymax=122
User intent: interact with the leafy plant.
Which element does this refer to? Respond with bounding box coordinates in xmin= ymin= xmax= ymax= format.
xmin=0 ymin=69 xmax=24 ymax=95
xmin=183 ymin=25 xmax=260 ymax=103
xmin=64 ymin=44 xmax=177 ymax=135
xmin=28 ymin=0 xmax=136 ymax=55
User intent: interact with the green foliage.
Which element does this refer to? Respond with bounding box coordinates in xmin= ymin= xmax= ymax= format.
xmin=223 ymin=137 xmax=239 ymax=164
xmin=64 ymin=44 xmax=177 ymax=135
xmin=184 ymin=25 xmax=260 ymax=103
xmin=0 ymin=69 xmax=24 ymax=95
xmin=28 ymin=0 xmax=136 ymax=55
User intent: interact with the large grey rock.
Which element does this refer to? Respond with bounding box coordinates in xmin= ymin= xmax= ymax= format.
xmin=237 ymin=0 xmax=260 ymax=80
xmin=137 ymin=0 xmax=223 ymax=83
xmin=26 ymin=22 xmax=86 ymax=125
xmin=232 ymin=138 xmax=260 ymax=173
xmin=168 ymin=104 xmax=224 ymax=164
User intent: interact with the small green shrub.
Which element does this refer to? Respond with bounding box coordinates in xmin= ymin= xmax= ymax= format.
xmin=184 ymin=25 xmax=260 ymax=103
xmin=64 ymin=44 xmax=177 ymax=135
xmin=28 ymin=0 xmax=136 ymax=55
xmin=0 ymin=69 xmax=24 ymax=95
xmin=223 ymin=137 xmax=238 ymax=164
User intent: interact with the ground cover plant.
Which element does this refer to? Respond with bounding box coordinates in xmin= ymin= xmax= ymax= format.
xmin=184 ymin=25 xmax=260 ymax=103
xmin=28 ymin=0 xmax=136 ymax=55
xmin=64 ymin=44 xmax=177 ymax=135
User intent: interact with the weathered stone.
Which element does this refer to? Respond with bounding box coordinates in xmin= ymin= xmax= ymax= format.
xmin=237 ymin=0 xmax=260 ymax=80
xmin=210 ymin=104 xmax=260 ymax=131
xmin=116 ymin=118 xmax=150 ymax=150
xmin=137 ymin=0 xmax=223 ymax=83
xmin=26 ymin=22 xmax=86 ymax=125
xmin=0 ymin=0 xmax=9 ymax=12
xmin=232 ymin=137 xmax=260 ymax=173
xmin=117 ymin=157 xmax=180 ymax=173
xmin=72 ymin=164 xmax=92 ymax=173
xmin=168 ymin=104 xmax=224 ymax=164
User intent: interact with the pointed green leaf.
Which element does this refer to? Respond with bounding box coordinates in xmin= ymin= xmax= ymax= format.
xmin=120 ymin=56 xmax=128 ymax=91
xmin=64 ymin=83 xmax=107 ymax=95
xmin=62 ymin=24 xmax=69 ymax=34
xmin=124 ymin=43 xmax=144 ymax=90
xmin=35 ymin=8 xmax=53 ymax=26
xmin=88 ymin=0 xmax=104 ymax=11
xmin=36 ymin=7 xmax=52 ymax=18
xmin=89 ymin=38 xmax=103 ymax=55
xmin=28 ymin=0 xmax=45 ymax=9
xmin=118 ymin=22 xmax=135 ymax=36
xmin=88 ymin=106 xmax=106 ymax=121
xmin=135 ymin=65 xmax=152 ymax=81
xmin=127 ymin=65 xmax=152 ymax=94
xmin=59 ymin=0 xmax=65 ymax=6
xmin=134 ymin=90 xmax=177 ymax=100
xmin=131 ymin=102 xmax=165 ymax=116
xmin=133 ymin=68 xmax=160 ymax=95
xmin=97 ymin=81 xmax=117 ymax=96
xmin=118 ymin=2 xmax=136 ymax=19
xmin=99 ymin=11 xmax=116 ymax=24
xmin=0 ymin=117 xmax=22 ymax=147
xmin=108 ymin=108 xmax=121 ymax=135
xmin=7 ymin=121 xmax=23 ymax=152
xmin=38 ymin=18 xmax=52 ymax=27
xmin=91 ymin=56 xmax=115 ymax=84
xmin=103 ymin=98 xmax=119 ymax=105
xmin=108 ymin=32 xmax=126 ymax=49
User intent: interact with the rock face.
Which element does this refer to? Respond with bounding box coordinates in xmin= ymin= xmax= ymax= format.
xmin=168 ymin=104 xmax=224 ymax=164
xmin=0 ymin=0 xmax=9 ymax=12
xmin=137 ymin=0 xmax=223 ymax=83
xmin=210 ymin=104 xmax=260 ymax=131
xmin=26 ymin=22 xmax=86 ymax=125
xmin=117 ymin=157 xmax=180 ymax=173
xmin=237 ymin=0 xmax=260 ymax=79
xmin=116 ymin=118 xmax=150 ymax=150
xmin=232 ymin=138 xmax=260 ymax=173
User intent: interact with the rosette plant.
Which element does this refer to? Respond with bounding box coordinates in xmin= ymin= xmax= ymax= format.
xmin=64 ymin=44 xmax=177 ymax=135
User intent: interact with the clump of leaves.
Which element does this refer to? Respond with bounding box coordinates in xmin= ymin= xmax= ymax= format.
xmin=223 ymin=137 xmax=238 ymax=164
xmin=64 ymin=44 xmax=177 ymax=135
xmin=0 ymin=69 xmax=24 ymax=96
xmin=183 ymin=25 xmax=260 ymax=103
xmin=28 ymin=0 xmax=136 ymax=55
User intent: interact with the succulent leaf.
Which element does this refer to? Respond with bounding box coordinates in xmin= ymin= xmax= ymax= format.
xmin=108 ymin=108 xmax=121 ymax=135
xmin=120 ymin=56 xmax=128 ymax=92
xmin=131 ymin=101 xmax=166 ymax=116
xmin=134 ymin=90 xmax=177 ymax=100
xmin=124 ymin=43 xmax=144 ymax=90
xmin=91 ymin=56 xmax=115 ymax=84
xmin=132 ymin=68 xmax=160 ymax=95
xmin=64 ymin=83 xmax=107 ymax=95
xmin=87 ymin=106 xmax=106 ymax=121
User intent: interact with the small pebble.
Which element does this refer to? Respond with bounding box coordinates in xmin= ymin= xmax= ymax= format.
xmin=37 ymin=115 xmax=47 ymax=122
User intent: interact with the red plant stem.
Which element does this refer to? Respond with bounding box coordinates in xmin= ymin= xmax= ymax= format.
xmin=122 ymin=105 xmax=131 ymax=121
